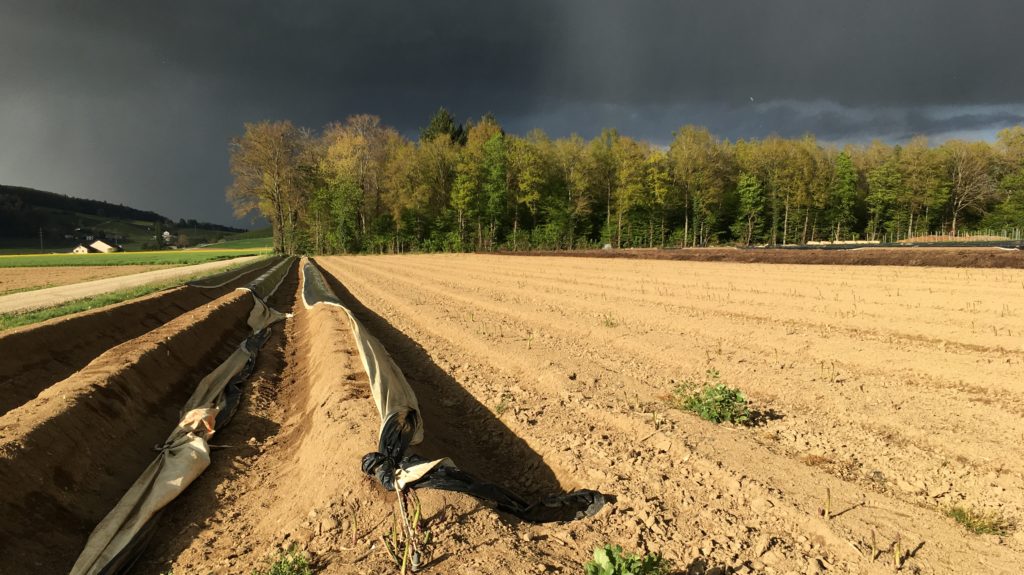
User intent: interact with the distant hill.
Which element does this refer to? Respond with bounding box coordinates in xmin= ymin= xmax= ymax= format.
xmin=0 ymin=185 xmax=246 ymax=253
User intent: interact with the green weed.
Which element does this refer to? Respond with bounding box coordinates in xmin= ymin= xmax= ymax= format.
xmin=946 ymin=506 xmax=1016 ymax=536
xmin=0 ymin=249 xmax=263 ymax=267
xmin=252 ymin=544 xmax=313 ymax=575
xmin=382 ymin=489 xmax=433 ymax=574
xmin=584 ymin=545 xmax=669 ymax=575
xmin=671 ymin=369 xmax=751 ymax=425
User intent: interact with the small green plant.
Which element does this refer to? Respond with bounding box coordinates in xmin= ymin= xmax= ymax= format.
xmin=382 ymin=488 xmax=433 ymax=574
xmin=671 ymin=369 xmax=751 ymax=425
xmin=584 ymin=545 xmax=669 ymax=575
xmin=946 ymin=505 xmax=1016 ymax=536
xmin=495 ymin=395 xmax=510 ymax=416
xmin=252 ymin=543 xmax=313 ymax=575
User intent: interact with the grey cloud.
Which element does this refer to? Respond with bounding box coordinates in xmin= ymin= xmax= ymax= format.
xmin=1 ymin=1 xmax=1023 ymax=223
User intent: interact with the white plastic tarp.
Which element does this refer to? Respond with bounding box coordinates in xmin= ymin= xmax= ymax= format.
xmin=70 ymin=260 xmax=291 ymax=575
xmin=300 ymin=260 xmax=424 ymax=447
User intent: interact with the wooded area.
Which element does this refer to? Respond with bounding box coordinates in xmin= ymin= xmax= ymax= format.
xmin=227 ymin=109 xmax=1024 ymax=254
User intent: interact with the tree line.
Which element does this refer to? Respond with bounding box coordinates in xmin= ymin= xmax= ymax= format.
xmin=226 ymin=109 xmax=1024 ymax=255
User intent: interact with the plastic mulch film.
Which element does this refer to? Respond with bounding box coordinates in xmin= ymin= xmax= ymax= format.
xmin=245 ymin=256 xmax=293 ymax=301
xmin=301 ymin=260 xmax=424 ymax=452
xmin=302 ymin=259 xmax=606 ymax=524
xmin=69 ymin=257 xmax=295 ymax=575
xmin=186 ymin=256 xmax=281 ymax=289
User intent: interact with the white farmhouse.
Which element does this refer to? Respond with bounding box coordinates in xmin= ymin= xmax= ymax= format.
xmin=89 ymin=240 xmax=121 ymax=253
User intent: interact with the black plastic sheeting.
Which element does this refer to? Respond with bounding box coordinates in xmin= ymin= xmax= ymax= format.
xmin=96 ymin=331 xmax=273 ymax=575
xmin=92 ymin=328 xmax=276 ymax=575
xmin=303 ymin=259 xmax=606 ymax=523
xmin=214 ymin=327 xmax=272 ymax=430
xmin=92 ymin=508 xmax=167 ymax=575
xmin=361 ymin=421 xmax=606 ymax=523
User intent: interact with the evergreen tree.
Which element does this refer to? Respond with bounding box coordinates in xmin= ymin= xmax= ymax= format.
xmin=421 ymin=107 xmax=467 ymax=145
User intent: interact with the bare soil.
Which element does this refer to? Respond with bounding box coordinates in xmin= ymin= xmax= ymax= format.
xmin=519 ymin=246 xmax=1024 ymax=268
xmin=4 ymin=253 xmax=1022 ymax=574
xmin=136 ymin=262 xmax=568 ymax=575
xmin=0 ymin=262 xmax=272 ymax=417
xmin=0 ymin=291 xmax=253 ymax=573
xmin=306 ymin=254 xmax=1019 ymax=574
xmin=0 ymin=265 xmax=168 ymax=296
xmin=135 ymin=265 xmax=399 ymax=573
xmin=133 ymin=253 xmax=1024 ymax=574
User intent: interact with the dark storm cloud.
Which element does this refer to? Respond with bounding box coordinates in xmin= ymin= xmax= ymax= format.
xmin=2 ymin=1 xmax=1023 ymax=224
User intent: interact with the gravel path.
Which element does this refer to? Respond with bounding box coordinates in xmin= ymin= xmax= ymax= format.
xmin=0 ymin=256 xmax=259 ymax=314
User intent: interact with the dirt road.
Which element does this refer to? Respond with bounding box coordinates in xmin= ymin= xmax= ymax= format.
xmin=0 ymin=255 xmax=260 ymax=314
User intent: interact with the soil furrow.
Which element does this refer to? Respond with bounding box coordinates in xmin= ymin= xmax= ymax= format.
xmin=0 ymin=260 xmax=275 ymax=417
xmin=333 ymin=256 xmax=1024 ymax=483
xmin=0 ymin=290 xmax=255 ymax=573
xmin=315 ymin=254 xmax=1024 ymax=574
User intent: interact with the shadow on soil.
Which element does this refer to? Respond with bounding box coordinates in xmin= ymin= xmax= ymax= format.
xmin=0 ymin=262 xmax=274 ymax=417
xmin=748 ymin=408 xmax=784 ymax=427
xmin=133 ymin=263 xmax=299 ymax=574
xmin=315 ymin=262 xmax=579 ymax=505
xmin=679 ymin=558 xmax=732 ymax=574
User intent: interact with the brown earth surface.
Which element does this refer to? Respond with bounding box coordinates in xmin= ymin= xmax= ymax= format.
xmin=301 ymin=254 xmax=1020 ymax=574
xmin=0 ymin=290 xmax=254 ymax=572
xmin=136 ymin=262 xmax=566 ymax=575
xmin=0 ymin=265 xmax=168 ymax=296
xmin=519 ymin=246 xmax=1024 ymax=268
xmin=0 ymin=260 xmax=274 ymax=417
xmin=134 ymin=254 xmax=1024 ymax=574
xmin=4 ymin=253 xmax=1023 ymax=574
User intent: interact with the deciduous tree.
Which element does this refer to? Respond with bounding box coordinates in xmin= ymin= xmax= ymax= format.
xmin=731 ymin=172 xmax=765 ymax=245
xmin=227 ymin=120 xmax=309 ymax=254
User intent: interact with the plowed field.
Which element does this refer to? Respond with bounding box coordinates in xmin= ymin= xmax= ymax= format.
xmin=306 ymin=254 xmax=1024 ymax=574
xmin=3 ymin=253 xmax=1021 ymax=575
xmin=0 ymin=265 xmax=167 ymax=296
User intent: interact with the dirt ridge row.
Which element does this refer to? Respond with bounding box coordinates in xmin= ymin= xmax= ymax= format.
xmin=0 ymin=257 xmax=278 ymax=417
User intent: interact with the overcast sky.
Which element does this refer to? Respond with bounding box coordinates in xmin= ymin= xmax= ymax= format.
xmin=2 ymin=1 xmax=1023 ymax=226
